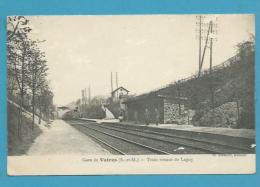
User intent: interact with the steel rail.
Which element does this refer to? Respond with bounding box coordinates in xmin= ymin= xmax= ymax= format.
xmin=77 ymin=124 xmax=171 ymax=155
xmin=82 ymin=130 xmax=126 ymax=155
xmin=101 ymin=123 xmax=253 ymax=153
xmin=95 ymin=124 xmax=219 ymax=154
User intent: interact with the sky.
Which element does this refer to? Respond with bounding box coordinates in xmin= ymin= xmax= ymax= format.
xmin=27 ymin=14 xmax=254 ymax=106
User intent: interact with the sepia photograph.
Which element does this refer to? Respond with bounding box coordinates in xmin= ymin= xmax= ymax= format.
xmin=7 ymin=14 xmax=255 ymax=175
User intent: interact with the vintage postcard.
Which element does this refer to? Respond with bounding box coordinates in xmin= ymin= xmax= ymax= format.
xmin=7 ymin=14 xmax=255 ymax=175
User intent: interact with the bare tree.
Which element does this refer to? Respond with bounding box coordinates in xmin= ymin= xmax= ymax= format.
xmin=7 ymin=16 xmax=31 ymax=41
xmin=7 ymin=16 xmax=54 ymax=138
xmin=36 ymin=85 xmax=54 ymax=124
xmin=27 ymin=47 xmax=48 ymax=129
xmin=7 ymin=33 xmax=32 ymax=138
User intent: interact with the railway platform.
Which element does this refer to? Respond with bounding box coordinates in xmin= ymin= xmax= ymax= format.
xmin=26 ymin=119 xmax=111 ymax=155
xmin=80 ymin=118 xmax=255 ymax=139
xmin=118 ymin=122 xmax=255 ymax=140
xmin=79 ymin=118 xmax=255 ymax=151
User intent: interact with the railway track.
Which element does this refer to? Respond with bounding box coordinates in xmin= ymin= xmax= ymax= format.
xmin=69 ymin=120 xmax=206 ymax=154
xmin=100 ymin=123 xmax=254 ymax=154
xmin=80 ymin=130 xmax=126 ymax=155
xmin=72 ymin=122 xmax=171 ymax=155
xmin=68 ymin=120 xmax=254 ymax=155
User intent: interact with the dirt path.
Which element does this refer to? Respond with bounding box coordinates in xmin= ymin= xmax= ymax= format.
xmin=26 ymin=120 xmax=110 ymax=155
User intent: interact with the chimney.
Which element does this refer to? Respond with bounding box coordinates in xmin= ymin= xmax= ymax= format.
xmin=111 ymin=72 xmax=113 ymax=96
xmin=116 ymin=72 xmax=119 ymax=100
xmin=88 ymin=86 xmax=91 ymax=104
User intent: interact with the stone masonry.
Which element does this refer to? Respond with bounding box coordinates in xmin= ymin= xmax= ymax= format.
xmin=163 ymin=99 xmax=185 ymax=124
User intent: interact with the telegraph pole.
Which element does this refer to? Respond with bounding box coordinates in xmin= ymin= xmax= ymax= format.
xmin=81 ymin=89 xmax=84 ymax=115
xmin=88 ymin=86 xmax=91 ymax=104
xmin=199 ymin=22 xmax=211 ymax=76
xmin=111 ymin=72 xmax=113 ymax=96
xmin=196 ymin=16 xmax=218 ymax=108
xmin=198 ymin=16 xmax=202 ymax=75
xmin=209 ymin=21 xmax=214 ymax=108
xmin=209 ymin=21 xmax=213 ymax=75
xmin=196 ymin=16 xmax=218 ymax=77
xmin=116 ymin=72 xmax=119 ymax=100
xmin=84 ymin=88 xmax=87 ymax=111
xmin=196 ymin=15 xmax=204 ymax=76
xmin=176 ymin=81 xmax=182 ymax=115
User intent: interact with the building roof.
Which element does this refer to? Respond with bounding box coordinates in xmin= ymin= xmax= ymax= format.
xmin=111 ymin=86 xmax=130 ymax=94
xmin=57 ymin=106 xmax=70 ymax=110
xmin=122 ymin=93 xmax=188 ymax=104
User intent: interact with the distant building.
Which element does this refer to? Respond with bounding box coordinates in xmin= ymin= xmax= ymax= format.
xmin=111 ymin=86 xmax=130 ymax=103
xmin=56 ymin=106 xmax=71 ymax=119
xmin=123 ymin=93 xmax=188 ymax=124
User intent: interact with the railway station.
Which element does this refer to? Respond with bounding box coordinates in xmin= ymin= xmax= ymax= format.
xmin=54 ymin=43 xmax=255 ymax=155
xmin=7 ymin=15 xmax=255 ymax=157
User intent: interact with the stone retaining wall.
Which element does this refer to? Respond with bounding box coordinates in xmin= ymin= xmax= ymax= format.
xmin=163 ymin=99 xmax=185 ymax=124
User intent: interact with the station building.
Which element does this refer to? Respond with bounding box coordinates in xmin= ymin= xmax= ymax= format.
xmin=111 ymin=86 xmax=130 ymax=103
xmin=123 ymin=92 xmax=188 ymax=124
